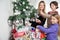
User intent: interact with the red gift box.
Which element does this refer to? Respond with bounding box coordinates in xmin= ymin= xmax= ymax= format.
xmin=13 ymin=32 xmax=25 ymax=38
xmin=40 ymin=31 xmax=46 ymax=39
xmin=40 ymin=33 xmax=46 ymax=38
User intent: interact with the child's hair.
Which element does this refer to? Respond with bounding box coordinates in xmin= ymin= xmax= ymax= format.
xmin=52 ymin=14 xmax=60 ymax=25
xmin=51 ymin=14 xmax=60 ymax=36
xmin=50 ymin=1 xmax=58 ymax=9
xmin=38 ymin=1 xmax=46 ymax=13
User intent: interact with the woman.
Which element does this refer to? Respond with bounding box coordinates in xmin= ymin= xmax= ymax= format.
xmin=29 ymin=1 xmax=47 ymax=40
xmin=29 ymin=1 xmax=46 ymax=28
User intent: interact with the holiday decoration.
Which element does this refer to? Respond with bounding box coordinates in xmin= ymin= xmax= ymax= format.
xmin=8 ymin=0 xmax=46 ymax=40
xmin=8 ymin=0 xmax=37 ymax=26
xmin=8 ymin=1 xmax=37 ymax=40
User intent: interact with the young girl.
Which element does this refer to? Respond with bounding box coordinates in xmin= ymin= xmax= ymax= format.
xmin=47 ymin=1 xmax=59 ymax=27
xmin=37 ymin=15 xmax=60 ymax=40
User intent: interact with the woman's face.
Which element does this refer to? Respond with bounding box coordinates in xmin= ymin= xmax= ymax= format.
xmin=50 ymin=4 xmax=57 ymax=11
xmin=50 ymin=16 xmax=58 ymax=24
xmin=39 ymin=3 xmax=45 ymax=10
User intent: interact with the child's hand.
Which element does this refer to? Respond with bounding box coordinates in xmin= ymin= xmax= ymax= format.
xmin=36 ymin=28 xmax=40 ymax=32
xmin=36 ymin=25 xmax=40 ymax=28
xmin=36 ymin=19 xmax=41 ymax=24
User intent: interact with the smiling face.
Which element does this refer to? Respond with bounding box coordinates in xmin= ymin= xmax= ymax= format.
xmin=50 ymin=4 xmax=57 ymax=11
xmin=38 ymin=1 xmax=45 ymax=13
xmin=39 ymin=3 xmax=45 ymax=11
xmin=50 ymin=16 xmax=58 ymax=24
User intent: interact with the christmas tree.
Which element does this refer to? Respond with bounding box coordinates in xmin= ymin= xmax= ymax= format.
xmin=8 ymin=0 xmax=47 ymax=40
xmin=8 ymin=0 xmax=37 ymax=27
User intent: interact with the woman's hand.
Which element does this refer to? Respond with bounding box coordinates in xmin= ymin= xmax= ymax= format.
xmin=40 ymin=10 xmax=51 ymax=18
xmin=36 ymin=19 xmax=41 ymax=24
xmin=30 ymin=18 xmax=35 ymax=21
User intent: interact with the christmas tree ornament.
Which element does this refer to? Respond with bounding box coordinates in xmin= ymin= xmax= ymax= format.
xmin=9 ymin=25 xmax=17 ymax=40
xmin=19 ymin=19 xmax=23 ymax=25
xmin=15 ymin=10 xmax=18 ymax=12
xmin=11 ymin=27 xmax=17 ymax=34
xmin=26 ymin=6 xmax=29 ymax=9
xmin=25 ymin=11 xmax=30 ymax=17
xmin=25 ymin=17 xmax=30 ymax=21
xmin=14 ymin=12 xmax=20 ymax=15
xmin=13 ymin=0 xmax=16 ymax=2
xmin=25 ymin=17 xmax=30 ymax=26
xmin=35 ymin=13 xmax=39 ymax=18
xmin=15 ymin=20 xmax=19 ymax=27
xmin=23 ymin=1 xmax=25 ymax=4
xmin=8 ymin=20 xmax=11 ymax=24
xmin=23 ymin=9 xmax=26 ymax=11
xmin=16 ymin=20 xmax=19 ymax=23
xmin=8 ymin=20 xmax=12 ymax=26
xmin=15 ymin=4 xmax=17 ymax=7
xmin=8 ymin=20 xmax=11 ymax=22
xmin=15 ymin=20 xmax=20 ymax=27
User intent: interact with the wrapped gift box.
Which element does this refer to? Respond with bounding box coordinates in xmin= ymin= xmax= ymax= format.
xmin=13 ymin=32 xmax=25 ymax=38
xmin=13 ymin=27 xmax=46 ymax=40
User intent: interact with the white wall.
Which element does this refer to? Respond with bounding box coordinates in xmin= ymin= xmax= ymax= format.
xmin=28 ymin=0 xmax=60 ymax=14
xmin=0 ymin=0 xmax=13 ymax=40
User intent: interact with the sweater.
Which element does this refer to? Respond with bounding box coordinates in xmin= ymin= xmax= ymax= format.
xmin=29 ymin=16 xmax=46 ymax=28
xmin=37 ymin=24 xmax=58 ymax=40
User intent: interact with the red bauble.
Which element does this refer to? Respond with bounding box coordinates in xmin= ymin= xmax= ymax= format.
xmin=11 ymin=28 xmax=17 ymax=34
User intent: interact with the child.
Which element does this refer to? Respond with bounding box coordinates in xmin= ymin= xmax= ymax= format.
xmin=37 ymin=15 xmax=60 ymax=40
xmin=47 ymin=1 xmax=59 ymax=27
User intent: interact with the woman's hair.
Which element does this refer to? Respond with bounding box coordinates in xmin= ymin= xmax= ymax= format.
xmin=38 ymin=1 xmax=46 ymax=14
xmin=50 ymin=1 xmax=58 ymax=9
